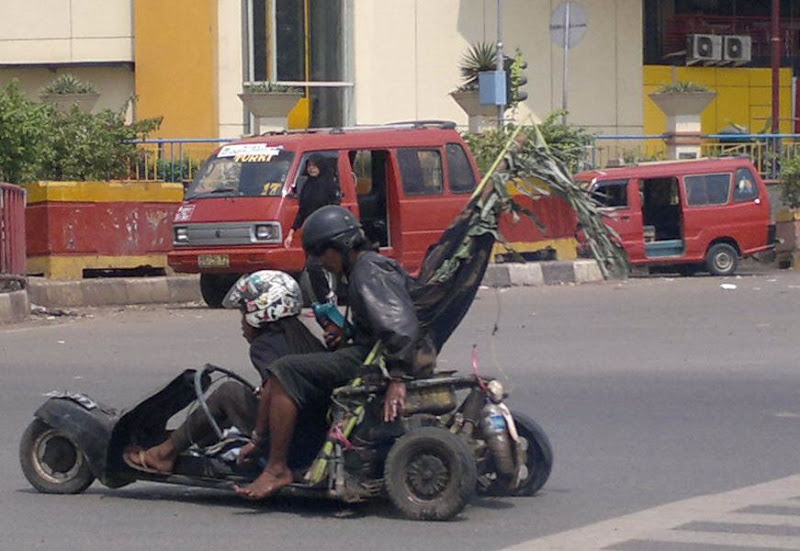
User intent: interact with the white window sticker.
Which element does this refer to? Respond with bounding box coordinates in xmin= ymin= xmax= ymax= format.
xmin=217 ymin=143 xmax=284 ymax=159
xmin=174 ymin=204 xmax=196 ymax=222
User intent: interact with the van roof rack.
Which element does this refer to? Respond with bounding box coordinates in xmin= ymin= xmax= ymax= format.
xmin=257 ymin=120 xmax=457 ymax=137
xmin=328 ymin=120 xmax=456 ymax=134
xmin=634 ymin=157 xmax=711 ymax=166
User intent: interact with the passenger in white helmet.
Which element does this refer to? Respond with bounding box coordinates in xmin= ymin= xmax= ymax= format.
xmin=123 ymin=270 xmax=325 ymax=475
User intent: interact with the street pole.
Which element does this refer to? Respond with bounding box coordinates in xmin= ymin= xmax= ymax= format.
xmin=771 ymin=0 xmax=780 ymax=178
xmin=562 ymin=1 xmax=571 ymax=125
xmin=496 ymin=0 xmax=504 ymax=129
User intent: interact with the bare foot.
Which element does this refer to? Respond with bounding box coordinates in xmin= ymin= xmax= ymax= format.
xmin=123 ymin=443 xmax=175 ymax=474
xmin=233 ymin=468 xmax=293 ymax=500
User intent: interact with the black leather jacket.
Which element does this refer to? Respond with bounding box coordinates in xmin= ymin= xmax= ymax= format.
xmin=347 ymin=250 xmax=420 ymax=378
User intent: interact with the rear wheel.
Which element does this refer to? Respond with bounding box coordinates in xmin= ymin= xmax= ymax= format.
xmin=19 ymin=419 xmax=95 ymax=494
xmin=706 ymin=243 xmax=738 ymax=276
xmin=200 ymin=274 xmax=240 ymax=308
xmin=384 ymin=427 xmax=477 ymax=521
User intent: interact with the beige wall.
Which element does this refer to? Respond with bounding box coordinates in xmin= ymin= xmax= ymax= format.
xmin=217 ymin=0 xmax=245 ymax=138
xmin=0 ymin=0 xmax=133 ymax=64
xmin=0 ymin=66 xmax=135 ymax=118
xmin=353 ymin=0 xmax=643 ymax=134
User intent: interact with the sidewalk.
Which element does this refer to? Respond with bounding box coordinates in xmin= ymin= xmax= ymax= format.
xmin=0 ymin=260 xmax=604 ymax=324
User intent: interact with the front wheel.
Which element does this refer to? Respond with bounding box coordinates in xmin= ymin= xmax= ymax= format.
xmin=706 ymin=243 xmax=739 ymax=276
xmin=480 ymin=410 xmax=553 ymax=497
xmin=19 ymin=418 xmax=95 ymax=494
xmin=384 ymin=427 xmax=477 ymax=521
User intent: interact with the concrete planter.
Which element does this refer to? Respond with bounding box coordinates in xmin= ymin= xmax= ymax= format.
xmin=239 ymin=92 xmax=302 ymax=133
xmin=649 ymin=91 xmax=716 ymax=160
xmin=450 ymin=90 xmax=499 ymax=133
xmin=775 ymin=208 xmax=800 ymax=268
xmin=23 ymin=180 xmax=184 ymax=279
xmin=40 ymin=92 xmax=100 ymax=114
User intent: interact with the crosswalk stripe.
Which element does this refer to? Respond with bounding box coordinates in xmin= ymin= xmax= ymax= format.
xmin=709 ymin=512 xmax=800 ymax=527
xmin=645 ymin=528 xmax=800 ymax=549
xmin=501 ymin=474 xmax=800 ymax=551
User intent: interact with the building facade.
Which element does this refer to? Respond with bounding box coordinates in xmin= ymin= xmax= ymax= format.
xmin=0 ymin=0 xmax=795 ymax=151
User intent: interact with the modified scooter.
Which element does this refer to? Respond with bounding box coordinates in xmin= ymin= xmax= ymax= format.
xmin=20 ymin=359 xmax=552 ymax=521
xmin=21 ymin=150 xmax=557 ymax=520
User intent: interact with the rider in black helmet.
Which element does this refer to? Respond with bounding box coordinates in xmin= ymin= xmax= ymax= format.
xmin=234 ymin=205 xmax=433 ymax=500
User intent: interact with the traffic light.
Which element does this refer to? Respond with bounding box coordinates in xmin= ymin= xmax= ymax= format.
xmin=503 ymin=51 xmax=528 ymax=109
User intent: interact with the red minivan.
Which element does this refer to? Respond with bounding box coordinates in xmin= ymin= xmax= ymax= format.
xmin=576 ymin=158 xmax=776 ymax=276
xmin=167 ymin=121 xmax=480 ymax=306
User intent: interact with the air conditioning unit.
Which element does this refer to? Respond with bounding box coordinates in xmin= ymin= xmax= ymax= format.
xmin=723 ymin=35 xmax=752 ymax=64
xmin=687 ymin=34 xmax=722 ymax=63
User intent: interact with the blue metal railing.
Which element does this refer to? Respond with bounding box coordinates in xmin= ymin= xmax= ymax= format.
xmin=129 ymin=133 xmax=800 ymax=183
xmin=133 ymin=138 xmax=234 ymax=183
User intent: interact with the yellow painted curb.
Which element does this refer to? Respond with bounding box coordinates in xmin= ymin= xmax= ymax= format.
xmin=776 ymin=209 xmax=800 ymax=223
xmin=23 ymin=181 xmax=184 ymax=204
xmin=492 ymin=237 xmax=578 ymax=261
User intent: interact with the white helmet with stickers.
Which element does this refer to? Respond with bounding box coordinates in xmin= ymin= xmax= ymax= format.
xmin=222 ymin=270 xmax=303 ymax=328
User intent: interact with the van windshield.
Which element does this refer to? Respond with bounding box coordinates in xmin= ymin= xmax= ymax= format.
xmin=186 ymin=145 xmax=295 ymax=199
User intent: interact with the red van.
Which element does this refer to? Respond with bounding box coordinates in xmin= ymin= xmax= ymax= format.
xmin=167 ymin=121 xmax=480 ymax=306
xmin=576 ymin=158 xmax=776 ymax=276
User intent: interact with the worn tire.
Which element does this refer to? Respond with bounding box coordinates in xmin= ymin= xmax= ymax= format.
xmin=706 ymin=243 xmax=738 ymax=276
xmin=200 ymin=274 xmax=239 ymax=308
xmin=19 ymin=418 xmax=95 ymax=494
xmin=508 ymin=411 xmax=553 ymax=496
xmin=384 ymin=427 xmax=477 ymax=521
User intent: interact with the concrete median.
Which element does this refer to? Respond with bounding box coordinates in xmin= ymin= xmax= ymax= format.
xmin=0 ymin=260 xmax=604 ymax=324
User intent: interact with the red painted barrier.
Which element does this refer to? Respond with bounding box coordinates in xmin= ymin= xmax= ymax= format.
xmin=0 ymin=183 xmax=26 ymax=276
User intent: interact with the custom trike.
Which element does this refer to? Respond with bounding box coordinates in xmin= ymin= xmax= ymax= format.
xmin=20 ymin=362 xmax=552 ymax=520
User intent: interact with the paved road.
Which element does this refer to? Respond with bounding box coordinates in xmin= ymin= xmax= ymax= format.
xmin=4 ymin=269 xmax=800 ymax=550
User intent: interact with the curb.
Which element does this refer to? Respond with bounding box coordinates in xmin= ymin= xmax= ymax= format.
xmin=483 ymin=259 xmax=603 ymax=287
xmin=0 ymin=260 xmax=604 ymax=324
xmin=0 ymin=289 xmax=30 ymax=324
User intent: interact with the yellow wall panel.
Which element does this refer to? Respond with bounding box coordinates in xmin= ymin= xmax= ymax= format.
xmin=644 ymin=65 xmax=793 ymax=137
xmin=134 ymin=0 xmax=218 ymax=138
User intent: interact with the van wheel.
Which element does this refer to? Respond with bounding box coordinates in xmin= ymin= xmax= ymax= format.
xmin=706 ymin=243 xmax=738 ymax=276
xmin=200 ymin=274 xmax=239 ymax=308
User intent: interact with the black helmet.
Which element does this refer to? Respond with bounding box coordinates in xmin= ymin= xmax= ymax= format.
xmin=301 ymin=205 xmax=366 ymax=257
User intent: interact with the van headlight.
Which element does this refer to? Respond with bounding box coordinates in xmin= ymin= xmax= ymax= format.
xmin=253 ymin=223 xmax=281 ymax=242
xmin=174 ymin=226 xmax=189 ymax=244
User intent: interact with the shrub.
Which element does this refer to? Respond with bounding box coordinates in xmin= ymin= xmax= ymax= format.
xmin=464 ymin=112 xmax=595 ymax=174
xmin=0 ymin=80 xmax=51 ymax=183
xmin=41 ymin=74 xmax=97 ymax=95
xmin=780 ymin=155 xmax=800 ymax=209
xmin=654 ymin=81 xmax=712 ymax=94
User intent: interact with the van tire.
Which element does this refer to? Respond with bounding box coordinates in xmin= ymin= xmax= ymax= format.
xmin=706 ymin=243 xmax=738 ymax=276
xmin=200 ymin=274 xmax=240 ymax=308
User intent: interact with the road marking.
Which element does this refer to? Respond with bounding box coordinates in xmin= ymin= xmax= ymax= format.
xmin=501 ymin=474 xmax=800 ymax=550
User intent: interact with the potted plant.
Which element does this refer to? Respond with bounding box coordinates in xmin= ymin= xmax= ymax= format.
xmin=40 ymin=74 xmax=99 ymax=113
xmin=238 ymin=82 xmax=303 ymax=134
xmin=450 ymin=43 xmax=527 ymax=132
xmin=649 ymin=81 xmax=716 ymax=160
xmin=775 ymin=155 xmax=800 ymax=268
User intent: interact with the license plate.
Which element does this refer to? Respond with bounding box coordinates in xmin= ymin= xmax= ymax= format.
xmin=198 ymin=254 xmax=230 ymax=268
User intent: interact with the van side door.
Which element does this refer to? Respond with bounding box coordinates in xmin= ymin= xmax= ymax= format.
xmin=591 ymin=178 xmax=645 ymax=261
xmin=394 ymin=147 xmax=464 ymax=273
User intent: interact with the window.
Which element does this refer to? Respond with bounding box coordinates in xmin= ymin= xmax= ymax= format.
xmin=685 ymin=173 xmax=731 ymax=206
xmin=397 ymin=149 xmax=443 ymax=195
xmin=290 ymin=151 xmax=339 ymax=196
xmin=591 ymin=179 xmax=629 ymax=208
xmin=733 ymin=168 xmax=759 ymax=202
xmin=446 ymin=144 xmax=477 ymax=193
xmin=186 ymin=148 xmax=295 ymax=198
